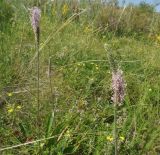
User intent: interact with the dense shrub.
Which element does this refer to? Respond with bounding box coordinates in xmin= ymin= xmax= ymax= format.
xmin=95 ymin=2 xmax=159 ymax=36
xmin=95 ymin=6 xmax=124 ymax=34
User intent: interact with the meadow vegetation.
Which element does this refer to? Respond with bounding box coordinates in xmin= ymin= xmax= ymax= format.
xmin=0 ymin=0 xmax=160 ymax=154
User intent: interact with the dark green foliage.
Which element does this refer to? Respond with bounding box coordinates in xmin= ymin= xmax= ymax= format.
xmin=0 ymin=0 xmax=15 ymax=31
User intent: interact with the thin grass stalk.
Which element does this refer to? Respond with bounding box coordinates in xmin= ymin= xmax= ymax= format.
xmin=0 ymin=130 xmax=115 ymax=152
xmin=48 ymin=57 xmax=53 ymax=95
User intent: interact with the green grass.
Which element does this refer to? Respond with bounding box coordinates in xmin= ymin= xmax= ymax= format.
xmin=0 ymin=3 xmax=160 ymax=155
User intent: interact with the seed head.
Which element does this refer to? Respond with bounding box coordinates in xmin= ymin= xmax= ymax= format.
xmin=112 ymin=69 xmax=125 ymax=105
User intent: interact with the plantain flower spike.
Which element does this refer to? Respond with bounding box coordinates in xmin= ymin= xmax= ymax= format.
xmin=112 ymin=68 xmax=125 ymax=105
xmin=29 ymin=7 xmax=41 ymax=42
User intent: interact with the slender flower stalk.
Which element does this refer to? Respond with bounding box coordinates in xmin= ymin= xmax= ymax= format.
xmin=29 ymin=6 xmax=41 ymax=138
xmin=105 ymin=43 xmax=126 ymax=155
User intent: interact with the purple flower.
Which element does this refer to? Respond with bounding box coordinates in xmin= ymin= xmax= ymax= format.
xmin=112 ymin=69 xmax=125 ymax=105
xmin=29 ymin=7 xmax=41 ymax=36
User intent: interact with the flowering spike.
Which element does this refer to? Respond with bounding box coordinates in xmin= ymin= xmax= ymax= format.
xmin=112 ymin=69 xmax=125 ymax=105
xmin=29 ymin=7 xmax=41 ymax=41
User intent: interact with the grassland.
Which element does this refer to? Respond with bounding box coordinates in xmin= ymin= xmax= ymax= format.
xmin=0 ymin=1 xmax=160 ymax=155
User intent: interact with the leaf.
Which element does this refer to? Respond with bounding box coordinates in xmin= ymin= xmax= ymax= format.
xmin=46 ymin=111 xmax=55 ymax=137
xmin=19 ymin=122 xmax=28 ymax=139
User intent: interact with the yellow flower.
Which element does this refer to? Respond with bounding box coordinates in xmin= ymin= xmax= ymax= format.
xmin=7 ymin=93 xmax=13 ymax=97
xmin=119 ymin=136 xmax=125 ymax=141
xmin=90 ymin=78 xmax=94 ymax=81
xmin=17 ymin=106 xmax=22 ymax=110
xmin=65 ymin=130 xmax=71 ymax=138
xmin=40 ymin=143 xmax=45 ymax=148
xmin=95 ymin=66 xmax=99 ymax=70
xmin=8 ymin=108 xmax=14 ymax=113
xmin=106 ymin=136 xmax=113 ymax=142
xmin=149 ymin=88 xmax=152 ymax=92
xmin=62 ymin=4 xmax=69 ymax=16
xmin=95 ymin=64 xmax=99 ymax=70
xmin=84 ymin=25 xmax=92 ymax=33
xmin=157 ymin=35 xmax=160 ymax=42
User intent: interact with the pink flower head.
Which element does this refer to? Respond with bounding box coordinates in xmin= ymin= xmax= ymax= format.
xmin=30 ymin=7 xmax=41 ymax=35
xmin=112 ymin=69 xmax=125 ymax=104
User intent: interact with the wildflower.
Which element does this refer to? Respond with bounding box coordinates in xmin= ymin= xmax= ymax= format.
xmin=62 ymin=4 xmax=69 ymax=16
xmin=90 ymin=78 xmax=94 ymax=81
xmin=149 ymin=88 xmax=152 ymax=92
xmin=84 ymin=25 xmax=92 ymax=33
xmin=156 ymin=35 xmax=160 ymax=42
xmin=119 ymin=136 xmax=125 ymax=141
xmin=77 ymin=63 xmax=81 ymax=66
xmin=7 ymin=93 xmax=13 ymax=97
xmin=40 ymin=143 xmax=45 ymax=148
xmin=95 ymin=64 xmax=99 ymax=70
xmin=106 ymin=136 xmax=113 ymax=142
xmin=95 ymin=66 xmax=99 ymax=70
xmin=16 ymin=105 xmax=22 ymax=110
xmin=65 ymin=130 xmax=71 ymax=138
xmin=29 ymin=7 xmax=41 ymax=40
xmin=8 ymin=108 xmax=14 ymax=113
xmin=112 ymin=69 xmax=125 ymax=105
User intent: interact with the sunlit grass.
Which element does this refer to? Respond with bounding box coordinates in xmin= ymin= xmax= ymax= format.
xmin=0 ymin=1 xmax=160 ymax=155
